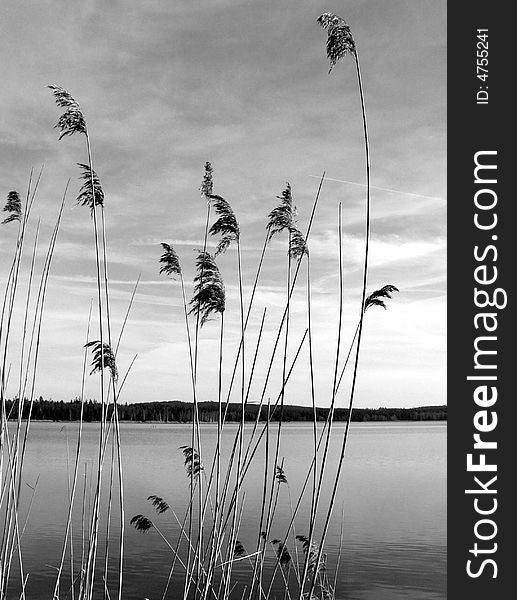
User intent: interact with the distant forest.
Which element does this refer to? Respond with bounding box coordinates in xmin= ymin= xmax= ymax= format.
xmin=3 ymin=398 xmax=447 ymax=423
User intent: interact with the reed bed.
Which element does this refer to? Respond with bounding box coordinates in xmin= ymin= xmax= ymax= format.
xmin=0 ymin=12 xmax=400 ymax=600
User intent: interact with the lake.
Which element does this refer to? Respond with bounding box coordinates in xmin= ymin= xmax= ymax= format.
xmin=10 ymin=421 xmax=446 ymax=599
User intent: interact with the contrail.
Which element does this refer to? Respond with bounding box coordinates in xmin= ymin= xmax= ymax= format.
xmin=309 ymin=174 xmax=445 ymax=202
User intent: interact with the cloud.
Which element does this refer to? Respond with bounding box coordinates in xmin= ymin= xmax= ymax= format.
xmin=0 ymin=0 xmax=446 ymax=408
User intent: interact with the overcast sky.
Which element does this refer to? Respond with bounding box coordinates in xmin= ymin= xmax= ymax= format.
xmin=0 ymin=0 xmax=446 ymax=408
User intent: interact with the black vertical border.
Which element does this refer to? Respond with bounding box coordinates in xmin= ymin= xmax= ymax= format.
xmin=448 ymin=2 xmax=513 ymax=597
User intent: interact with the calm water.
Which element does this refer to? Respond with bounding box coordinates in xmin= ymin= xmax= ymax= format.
xmin=11 ymin=421 xmax=446 ymax=599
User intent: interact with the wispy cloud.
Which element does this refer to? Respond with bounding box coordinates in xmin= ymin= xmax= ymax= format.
xmin=309 ymin=174 xmax=446 ymax=202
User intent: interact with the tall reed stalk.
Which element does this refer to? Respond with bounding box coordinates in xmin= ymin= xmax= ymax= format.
xmin=184 ymin=162 xmax=214 ymax=598
xmin=304 ymin=14 xmax=371 ymax=599
xmin=202 ymin=190 xmax=242 ymax=598
xmin=306 ymin=253 xmax=318 ymax=529
xmin=48 ymin=85 xmax=124 ymax=600
xmin=261 ymin=182 xmax=295 ymax=551
xmin=186 ymin=248 xmax=226 ymax=597
xmin=0 ymin=177 xmax=67 ymax=599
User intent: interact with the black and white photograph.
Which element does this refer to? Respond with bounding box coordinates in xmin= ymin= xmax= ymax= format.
xmin=1 ymin=1 xmax=450 ymax=599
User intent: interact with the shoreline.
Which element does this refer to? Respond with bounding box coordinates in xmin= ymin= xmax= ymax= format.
xmin=19 ymin=418 xmax=447 ymax=424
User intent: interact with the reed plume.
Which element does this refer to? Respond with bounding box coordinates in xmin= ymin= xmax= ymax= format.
xmin=188 ymin=251 xmax=225 ymax=326
xmin=208 ymin=195 xmax=240 ymax=256
xmin=275 ymin=465 xmax=287 ymax=485
xmin=85 ymin=340 xmax=118 ymax=382
xmin=159 ymin=243 xmax=182 ymax=278
xmin=48 ymin=85 xmax=87 ymax=139
xmin=296 ymin=535 xmax=321 ymax=575
xmin=130 ymin=515 xmax=153 ymax=533
xmin=317 ymin=13 xmax=356 ymax=72
xmin=267 ymin=183 xmax=295 ymax=240
xmin=270 ymin=540 xmax=291 ymax=568
xmin=147 ymin=495 xmax=170 ymax=515
xmin=179 ymin=445 xmax=203 ymax=478
xmin=288 ymin=227 xmax=308 ymax=259
xmin=76 ymin=163 xmax=104 ymax=213
xmin=364 ymin=284 xmax=399 ymax=311
xmin=2 ymin=192 xmax=22 ymax=224
xmin=200 ymin=161 xmax=214 ymax=199
xmin=233 ymin=540 xmax=246 ymax=559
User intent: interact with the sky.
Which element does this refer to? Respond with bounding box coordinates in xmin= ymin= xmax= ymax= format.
xmin=0 ymin=0 xmax=446 ymax=409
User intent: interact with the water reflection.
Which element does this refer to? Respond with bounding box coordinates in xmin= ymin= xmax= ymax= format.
xmin=14 ymin=422 xmax=446 ymax=599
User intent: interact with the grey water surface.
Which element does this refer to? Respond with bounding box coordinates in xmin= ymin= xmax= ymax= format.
xmin=14 ymin=421 xmax=446 ymax=599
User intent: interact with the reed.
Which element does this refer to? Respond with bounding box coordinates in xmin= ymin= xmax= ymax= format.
xmin=187 ymin=249 xmax=225 ymax=597
xmin=1 ymin=192 xmax=22 ymax=225
xmin=0 ymin=176 xmax=67 ymax=599
xmin=48 ymin=85 xmax=106 ymax=600
xmin=184 ymin=162 xmax=215 ymax=597
xmin=207 ymin=191 xmax=244 ymax=598
xmin=305 ymin=15 xmax=369 ymax=599
xmin=48 ymin=85 xmax=125 ymax=600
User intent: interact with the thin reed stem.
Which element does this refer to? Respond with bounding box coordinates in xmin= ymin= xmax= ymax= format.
xmin=299 ymin=203 xmax=343 ymax=598
xmin=53 ymin=302 xmax=93 ymax=599
xmin=306 ymin=256 xmax=318 ymax=528
xmin=184 ymin=197 xmax=211 ymax=600
xmin=307 ymin=51 xmax=371 ymax=600
xmin=84 ymin=129 xmax=109 ymax=600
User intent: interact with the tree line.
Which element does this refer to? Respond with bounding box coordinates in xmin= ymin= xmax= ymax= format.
xmin=2 ymin=397 xmax=447 ymax=423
